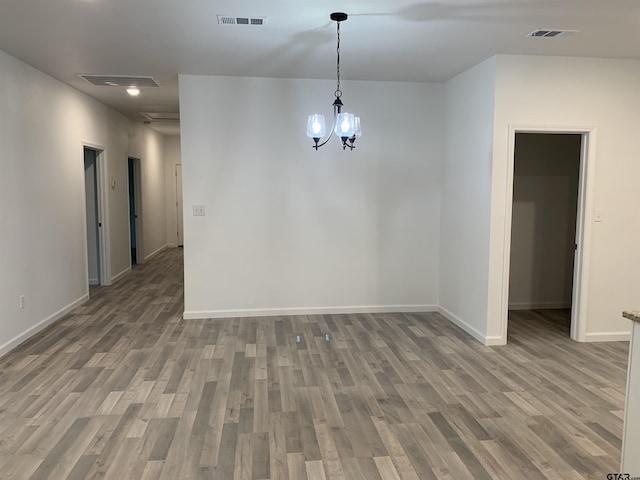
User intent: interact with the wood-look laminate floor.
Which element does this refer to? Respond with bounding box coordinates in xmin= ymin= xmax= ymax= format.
xmin=0 ymin=249 xmax=629 ymax=479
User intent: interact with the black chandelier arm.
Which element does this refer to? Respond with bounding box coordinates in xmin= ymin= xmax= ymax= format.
xmin=341 ymin=136 xmax=356 ymax=150
xmin=312 ymin=129 xmax=335 ymax=150
xmin=314 ymin=132 xmax=357 ymax=151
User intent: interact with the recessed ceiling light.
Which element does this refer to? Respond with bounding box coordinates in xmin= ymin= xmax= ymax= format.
xmin=127 ymin=87 xmax=140 ymax=96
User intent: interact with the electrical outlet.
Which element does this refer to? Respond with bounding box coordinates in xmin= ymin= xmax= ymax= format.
xmin=19 ymin=295 xmax=25 ymax=309
xmin=193 ymin=205 xmax=206 ymax=216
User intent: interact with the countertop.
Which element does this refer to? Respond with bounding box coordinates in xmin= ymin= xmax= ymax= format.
xmin=623 ymin=311 xmax=640 ymax=323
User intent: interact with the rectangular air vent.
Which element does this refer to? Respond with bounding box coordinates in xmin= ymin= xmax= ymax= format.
xmin=217 ymin=15 xmax=266 ymax=26
xmin=79 ymin=75 xmax=160 ymax=87
xmin=140 ymin=112 xmax=180 ymax=121
xmin=528 ymin=29 xmax=580 ymax=38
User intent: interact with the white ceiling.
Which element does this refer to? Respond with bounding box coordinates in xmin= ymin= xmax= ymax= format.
xmin=1 ymin=0 xmax=639 ymax=136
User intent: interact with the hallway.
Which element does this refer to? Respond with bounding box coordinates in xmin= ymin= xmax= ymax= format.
xmin=0 ymin=248 xmax=629 ymax=479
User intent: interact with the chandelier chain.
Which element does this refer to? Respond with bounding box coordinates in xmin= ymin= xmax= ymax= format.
xmin=335 ymin=21 xmax=342 ymax=98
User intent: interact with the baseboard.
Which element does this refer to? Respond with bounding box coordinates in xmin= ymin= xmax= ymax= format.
xmin=183 ymin=304 xmax=437 ymax=320
xmin=144 ymin=244 xmax=168 ymax=261
xmin=508 ymin=302 xmax=571 ymax=310
xmin=88 ymin=279 xmax=100 ymax=286
xmin=111 ymin=266 xmax=132 ymax=284
xmin=166 ymin=243 xmax=177 ymax=248
xmin=484 ymin=335 xmax=506 ymax=346
xmin=437 ymin=306 xmax=505 ymax=346
xmin=0 ymin=294 xmax=89 ymax=358
xmin=584 ymin=331 xmax=631 ymax=342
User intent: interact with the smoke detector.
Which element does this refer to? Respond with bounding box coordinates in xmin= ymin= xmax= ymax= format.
xmin=217 ymin=15 xmax=267 ymax=26
xmin=527 ymin=28 xmax=580 ymax=38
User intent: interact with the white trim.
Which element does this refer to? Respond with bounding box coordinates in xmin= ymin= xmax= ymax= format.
xmin=498 ymin=128 xmax=516 ymax=343
xmin=144 ymin=244 xmax=168 ymax=261
xmin=81 ymin=149 xmax=91 ymax=291
xmin=584 ymin=332 xmax=631 ymax=342
xmin=571 ymin=131 xmax=597 ymax=342
xmin=167 ymin=243 xmax=177 ymax=248
xmin=96 ymin=148 xmax=112 ymax=286
xmin=184 ymin=304 xmax=438 ymax=320
xmin=0 ymin=295 xmax=89 ymax=358
xmin=499 ymin=125 xmax=597 ymax=344
xmin=111 ymin=266 xmax=132 ymax=283
xmin=508 ymin=302 xmax=572 ymax=311
xmin=437 ymin=306 xmax=502 ymax=346
xmin=88 ymin=279 xmax=100 ymax=286
xmin=175 ymin=164 xmax=184 ymax=247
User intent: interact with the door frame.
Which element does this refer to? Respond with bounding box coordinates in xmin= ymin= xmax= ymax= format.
xmin=127 ymin=156 xmax=145 ymax=265
xmin=175 ymin=163 xmax=183 ymax=247
xmin=499 ymin=125 xmax=597 ymax=342
xmin=82 ymin=142 xmax=111 ymax=287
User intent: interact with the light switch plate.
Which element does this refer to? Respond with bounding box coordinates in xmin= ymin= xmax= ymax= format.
xmin=193 ymin=205 xmax=206 ymax=216
xmin=595 ymin=208 xmax=603 ymax=222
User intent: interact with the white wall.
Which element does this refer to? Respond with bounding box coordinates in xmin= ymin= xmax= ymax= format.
xmin=0 ymin=48 xmax=167 ymax=356
xmin=509 ymin=133 xmax=580 ymax=310
xmin=179 ymin=75 xmax=444 ymax=318
xmin=164 ymin=136 xmax=182 ymax=247
xmin=439 ymin=57 xmax=498 ymax=344
xmin=488 ymin=55 xmax=640 ymax=342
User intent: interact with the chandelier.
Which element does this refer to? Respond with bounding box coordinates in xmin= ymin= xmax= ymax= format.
xmin=306 ymin=12 xmax=362 ymax=151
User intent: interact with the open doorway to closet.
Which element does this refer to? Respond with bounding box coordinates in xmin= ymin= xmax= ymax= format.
xmin=506 ymin=132 xmax=585 ymax=339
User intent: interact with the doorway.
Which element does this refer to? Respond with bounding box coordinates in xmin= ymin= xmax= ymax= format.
xmin=502 ymin=128 xmax=596 ymax=342
xmin=128 ymin=157 xmax=143 ymax=265
xmin=84 ymin=148 xmax=101 ymax=285
xmin=83 ymin=145 xmax=110 ymax=287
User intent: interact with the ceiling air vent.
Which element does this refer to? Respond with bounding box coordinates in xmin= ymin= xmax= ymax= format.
xmin=528 ymin=28 xmax=580 ymax=38
xmin=79 ymin=75 xmax=160 ymax=87
xmin=140 ymin=112 xmax=180 ymax=122
xmin=217 ymin=15 xmax=266 ymax=26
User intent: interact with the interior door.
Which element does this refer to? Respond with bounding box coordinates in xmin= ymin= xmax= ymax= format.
xmin=84 ymin=148 xmax=100 ymax=284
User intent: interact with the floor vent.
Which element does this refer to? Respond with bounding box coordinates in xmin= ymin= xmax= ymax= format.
xmin=79 ymin=75 xmax=160 ymax=87
xmin=528 ymin=28 xmax=580 ymax=38
xmin=217 ymin=15 xmax=266 ymax=26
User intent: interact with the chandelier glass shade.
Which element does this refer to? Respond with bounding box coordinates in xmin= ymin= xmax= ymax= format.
xmin=306 ymin=12 xmax=361 ymax=151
